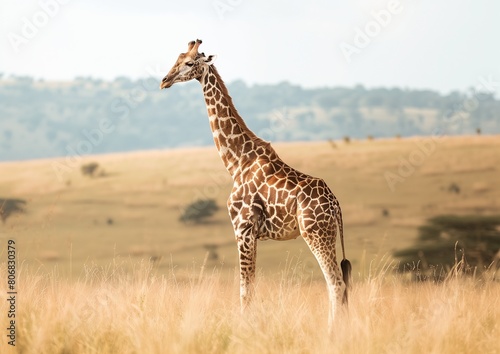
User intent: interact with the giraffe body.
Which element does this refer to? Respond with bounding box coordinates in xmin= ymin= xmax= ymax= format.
xmin=161 ymin=40 xmax=351 ymax=328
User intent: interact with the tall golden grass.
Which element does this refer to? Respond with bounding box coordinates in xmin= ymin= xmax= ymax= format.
xmin=1 ymin=257 xmax=499 ymax=354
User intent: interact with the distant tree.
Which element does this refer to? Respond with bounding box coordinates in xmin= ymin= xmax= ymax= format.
xmin=348 ymin=105 xmax=363 ymax=128
xmin=397 ymin=111 xmax=407 ymax=135
xmin=327 ymin=138 xmax=337 ymax=149
xmin=394 ymin=215 xmax=500 ymax=280
xmin=0 ymin=198 xmax=26 ymax=224
xmin=180 ymin=199 xmax=219 ymax=224
xmin=81 ymin=162 xmax=99 ymax=177
xmin=203 ymin=243 xmax=220 ymax=261
xmin=113 ymin=76 xmax=134 ymax=89
xmin=11 ymin=75 xmax=33 ymax=86
xmin=448 ymin=182 xmax=460 ymax=194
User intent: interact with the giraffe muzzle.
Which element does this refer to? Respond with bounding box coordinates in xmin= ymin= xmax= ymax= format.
xmin=160 ymin=76 xmax=173 ymax=89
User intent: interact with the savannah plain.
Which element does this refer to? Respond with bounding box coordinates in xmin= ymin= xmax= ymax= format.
xmin=0 ymin=135 xmax=499 ymax=353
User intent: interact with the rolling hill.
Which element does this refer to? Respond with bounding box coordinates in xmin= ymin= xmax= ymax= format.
xmin=1 ymin=135 xmax=499 ymax=279
xmin=2 ymin=75 xmax=500 ymax=161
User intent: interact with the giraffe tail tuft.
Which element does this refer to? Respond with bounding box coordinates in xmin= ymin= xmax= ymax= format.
xmin=341 ymin=259 xmax=352 ymax=289
xmin=341 ymin=258 xmax=352 ymax=304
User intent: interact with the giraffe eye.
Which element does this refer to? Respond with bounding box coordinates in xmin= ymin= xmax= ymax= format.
xmin=185 ymin=61 xmax=194 ymax=67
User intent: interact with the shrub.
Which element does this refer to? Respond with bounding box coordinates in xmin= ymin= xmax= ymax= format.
xmin=0 ymin=198 xmax=26 ymax=224
xmin=81 ymin=162 xmax=99 ymax=177
xmin=448 ymin=182 xmax=460 ymax=194
xmin=394 ymin=215 xmax=500 ymax=280
xmin=180 ymin=199 xmax=219 ymax=224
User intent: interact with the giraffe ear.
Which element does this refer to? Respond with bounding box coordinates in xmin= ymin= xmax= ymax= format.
xmin=204 ymin=55 xmax=217 ymax=66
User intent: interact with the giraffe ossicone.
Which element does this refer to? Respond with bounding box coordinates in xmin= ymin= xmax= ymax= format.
xmin=160 ymin=39 xmax=351 ymax=328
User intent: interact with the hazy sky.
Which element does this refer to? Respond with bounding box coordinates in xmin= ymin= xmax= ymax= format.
xmin=1 ymin=0 xmax=499 ymax=93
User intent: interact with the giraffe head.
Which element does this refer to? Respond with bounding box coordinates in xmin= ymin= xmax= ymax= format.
xmin=160 ymin=39 xmax=216 ymax=89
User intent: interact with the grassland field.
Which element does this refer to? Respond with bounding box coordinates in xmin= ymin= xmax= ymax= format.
xmin=1 ymin=135 xmax=499 ymax=280
xmin=0 ymin=135 xmax=499 ymax=353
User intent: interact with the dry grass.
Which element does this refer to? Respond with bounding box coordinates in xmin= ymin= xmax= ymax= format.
xmin=1 ymin=259 xmax=499 ymax=354
xmin=0 ymin=136 xmax=499 ymax=353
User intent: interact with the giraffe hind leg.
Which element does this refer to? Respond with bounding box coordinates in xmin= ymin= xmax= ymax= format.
xmin=303 ymin=235 xmax=346 ymax=328
xmin=236 ymin=233 xmax=257 ymax=312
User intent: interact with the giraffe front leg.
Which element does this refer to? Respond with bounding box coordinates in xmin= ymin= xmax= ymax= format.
xmin=228 ymin=194 xmax=264 ymax=313
xmin=236 ymin=231 xmax=257 ymax=312
xmin=229 ymin=196 xmax=264 ymax=312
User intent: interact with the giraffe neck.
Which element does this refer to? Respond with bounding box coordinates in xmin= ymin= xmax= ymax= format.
xmin=199 ymin=66 xmax=265 ymax=177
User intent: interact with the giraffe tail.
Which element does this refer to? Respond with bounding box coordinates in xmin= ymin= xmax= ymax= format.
xmin=341 ymin=259 xmax=352 ymax=304
xmin=336 ymin=203 xmax=352 ymax=303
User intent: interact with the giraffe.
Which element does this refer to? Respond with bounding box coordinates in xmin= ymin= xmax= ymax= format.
xmin=160 ymin=39 xmax=351 ymax=327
